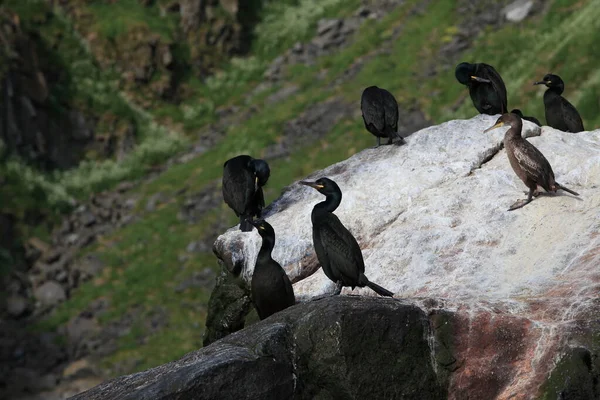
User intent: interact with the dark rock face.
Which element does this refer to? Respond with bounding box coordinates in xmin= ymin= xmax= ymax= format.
xmin=0 ymin=10 xmax=95 ymax=170
xmin=58 ymin=0 xmax=252 ymax=106
xmin=74 ymin=296 xmax=448 ymax=400
xmin=0 ymin=320 xmax=67 ymax=399
xmin=202 ymin=265 xmax=252 ymax=347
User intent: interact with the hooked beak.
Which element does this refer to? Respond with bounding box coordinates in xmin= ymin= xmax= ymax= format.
xmin=300 ymin=181 xmax=324 ymax=190
xmin=533 ymin=80 xmax=549 ymax=86
xmin=255 ymin=176 xmax=258 ymax=191
xmin=471 ymin=76 xmax=491 ymax=83
xmin=484 ymin=121 xmax=505 ymax=133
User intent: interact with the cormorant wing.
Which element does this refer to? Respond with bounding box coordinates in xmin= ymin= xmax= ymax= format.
xmin=318 ymin=213 xmax=365 ymax=283
xmin=480 ymin=64 xmax=508 ymax=113
xmin=222 ymin=167 xmax=255 ymax=214
xmin=361 ymin=90 xmax=385 ymax=132
xmin=513 ymin=139 xmax=555 ymax=191
xmin=560 ymin=98 xmax=584 ymax=132
xmin=380 ymin=89 xmax=399 ymax=132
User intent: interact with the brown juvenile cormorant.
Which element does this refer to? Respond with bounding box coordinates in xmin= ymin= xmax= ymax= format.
xmin=484 ymin=113 xmax=579 ymax=210
xmin=361 ymin=86 xmax=404 ymax=147
xmin=455 ymin=62 xmax=508 ymax=115
xmin=300 ymin=178 xmax=394 ymax=297
xmin=534 ymin=74 xmax=584 ymax=133
xmin=249 ymin=219 xmax=295 ymax=320
xmin=510 ymin=109 xmax=541 ymax=127
xmin=222 ymin=155 xmax=270 ymax=232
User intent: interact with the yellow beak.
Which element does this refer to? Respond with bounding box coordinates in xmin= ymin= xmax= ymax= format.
xmin=300 ymin=181 xmax=324 ymax=190
xmin=484 ymin=121 xmax=505 ymax=133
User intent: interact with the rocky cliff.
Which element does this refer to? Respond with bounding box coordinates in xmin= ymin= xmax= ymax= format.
xmin=76 ymin=115 xmax=600 ymax=399
xmin=73 ymin=296 xmax=447 ymax=400
xmin=59 ymin=0 xmax=252 ymax=107
xmin=0 ymin=8 xmax=113 ymax=170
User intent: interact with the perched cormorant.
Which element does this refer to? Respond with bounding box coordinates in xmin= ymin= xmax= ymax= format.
xmin=510 ymin=109 xmax=541 ymax=127
xmin=222 ymin=155 xmax=270 ymax=232
xmin=300 ymin=178 xmax=394 ymax=297
xmin=360 ymin=86 xmax=404 ymax=147
xmin=534 ymin=74 xmax=584 ymax=133
xmin=249 ymin=219 xmax=295 ymax=320
xmin=455 ymin=62 xmax=508 ymax=115
xmin=484 ymin=113 xmax=579 ymax=210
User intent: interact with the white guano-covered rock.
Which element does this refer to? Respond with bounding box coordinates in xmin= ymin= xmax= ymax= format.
xmin=217 ymin=114 xmax=600 ymax=397
xmin=216 ymin=114 xmax=598 ymax=303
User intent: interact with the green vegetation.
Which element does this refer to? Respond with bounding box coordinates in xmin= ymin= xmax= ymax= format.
xmin=252 ymin=0 xmax=361 ymax=59
xmin=87 ymin=0 xmax=178 ymax=40
xmin=0 ymin=1 xmax=184 ymax=226
xmin=5 ymin=0 xmax=597 ymax=378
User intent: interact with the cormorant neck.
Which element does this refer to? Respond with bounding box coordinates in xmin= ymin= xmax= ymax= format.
xmin=315 ymin=191 xmax=342 ymax=213
xmin=504 ymin=123 xmax=523 ymax=141
xmin=257 ymin=235 xmax=275 ymax=260
xmin=545 ymin=85 xmax=564 ymax=96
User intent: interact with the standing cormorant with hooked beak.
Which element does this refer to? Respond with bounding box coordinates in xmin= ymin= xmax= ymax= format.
xmin=222 ymin=155 xmax=270 ymax=232
xmin=360 ymin=86 xmax=404 ymax=147
xmin=534 ymin=74 xmax=584 ymax=133
xmin=484 ymin=113 xmax=579 ymax=211
xmin=300 ymin=178 xmax=394 ymax=297
xmin=510 ymin=109 xmax=541 ymax=127
xmin=455 ymin=62 xmax=508 ymax=115
xmin=249 ymin=219 xmax=295 ymax=320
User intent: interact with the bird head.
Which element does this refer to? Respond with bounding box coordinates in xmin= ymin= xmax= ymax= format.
xmin=484 ymin=113 xmax=521 ymax=133
xmin=249 ymin=159 xmax=271 ymax=187
xmin=534 ymin=74 xmax=564 ymax=93
xmin=249 ymin=219 xmax=275 ymax=238
xmin=455 ymin=62 xmax=491 ymax=85
xmin=300 ymin=177 xmax=341 ymax=197
xmin=510 ymin=109 xmax=524 ymax=118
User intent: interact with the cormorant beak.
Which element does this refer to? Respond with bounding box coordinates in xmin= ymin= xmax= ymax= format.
xmin=300 ymin=181 xmax=324 ymax=190
xmin=471 ymin=76 xmax=491 ymax=83
xmin=249 ymin=220 xmax=265 ymax=231
xmin=533 ymin=80 xmax=549 ymax=86
xmin=484 ymin=121 xmax=505 ymax=133
xmin=255 ymin=176 xmax=259 ymax=191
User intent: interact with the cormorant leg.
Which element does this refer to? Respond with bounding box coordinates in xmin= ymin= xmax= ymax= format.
xmin=508 ymin=187 xmax=535 ymax=211
xmin=333 ymin=281 xmax=343 ymax=295
xmin=523 ymin=189 xmax=541 ymax=197
xmin=374 ymin=137 xmax=381 ymax=148
xmin=387 ymin=136 xmax=393 ymax=145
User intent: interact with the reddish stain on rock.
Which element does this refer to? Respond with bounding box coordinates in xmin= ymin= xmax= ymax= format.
xmin=445 ymin=311 xmax=541 ymax=399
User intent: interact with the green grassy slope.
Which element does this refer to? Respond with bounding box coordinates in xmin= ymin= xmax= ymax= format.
xmin=33 ymin=0 xmax=599 ymax=377
xmin=0 ymin=0 xmax=184 ymax=243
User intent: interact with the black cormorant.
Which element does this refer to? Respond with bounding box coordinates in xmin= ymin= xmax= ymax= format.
xmin=361 ymin=86 xmax=404 ymax=147
xmin=484 ymin=113 xmax=579 ymax=210
xmin=510 ymin=109 xmax=541 ymax=127
xmin=222 ymin=155 xmax=270 ymax=231
xmin=534 ymin=74 xmax=584 ymax=133
xmin=250 ymin=219 xmax=295 ymax=319
xmin=455 ymin=62 xmax=508 ymax=115
xmin=300 ymin=178 xmax=394 ymax=297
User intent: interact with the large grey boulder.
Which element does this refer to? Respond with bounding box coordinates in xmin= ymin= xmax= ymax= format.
xmin=212 ymin=114 xmax=600 ymax=398
xmin=72 ymin=296 xmax=446 ymax=399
